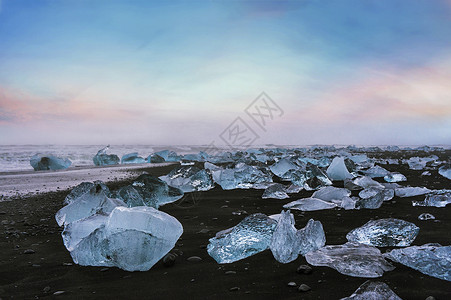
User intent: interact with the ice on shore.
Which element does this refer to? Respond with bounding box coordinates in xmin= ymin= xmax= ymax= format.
xmin=326 ymin=157 xmax=353 ymax=181
xmin=30 ymin=154 xmax=72 ymax=171
xmin=93 ymin=146 xmax=120 ymax=166
xmin=438 ymin=164 xmax=451 ymax=180
xmin=64 ymin=181 xmax=110 ymax=205
xmin=130 ymin=174 xmax=184 ymax=208
xmin=312 ymin=186 xmax=351 ymax=202
xmin=395 ymin=187 xmax=431 ymax=197
xmin=305 ymin=242 xmax=395 ymax=278
xmin=270 ymin=158 xmax=299 ymax=178
xmin=153 ymin=150 xmax=181 ymax=162
xmin=384 ymin=172 xmax=407 ymax=183
xmin=214 ymin=164 xmax=273 ymax=190
xmin=113 ymin=185 xmax=145 ymax=207
xmin=341 ymin=281 xmax=402 ymax=300
xmin=418 ymin=213 xmax=435 ymax=220
xmin=346 ymin=218 xmax=419 ymax=247
xmin=269 ymin=211 xmax=325 ymax=263
xmin=384 ymin=244 xmax=451 ymax=281
xmin=121 ymin=152 xmax=146 ymax=164
xmin=159 ymin=166 xmax=214 ymax=192
xmin=262 ymin=184 xmax=289 ymax=199
xmin=147 ymin=153 xmax=165 ymax=163
xmin=207 ymin=213 xmax=277 ymax=263
xmin=362 ymin=165 xmax=390 ymax=178
xmin=69 ymin=206 xmax=183 ymax=271
xmin=351 ymin=176 xmax=384 ymax=189
xmin=406 ymin=156 xmax=437 ymax=170
xmin=357 ymin=189 xmax=384 ymax=209
xmin=283 ymin=198 xmax=337 ymax=211
xmin=62 ymin=213 xmax=109 ymax=251
xmin=412 ymin=191 xmax=451 ymax=207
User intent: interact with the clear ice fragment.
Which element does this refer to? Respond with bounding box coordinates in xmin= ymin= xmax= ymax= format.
xmin=159 ymin=166 xmax=214 ymax=192
xmin=326 ymin=157 xmax=353 ymax=181
xmin=362 ymin=165 xmax=390 ymax=178
xmin=412 ymin=191 xmax=451 ymax=207
xmin=418 ymin=213 xmax=435 ymax=220
xmin=262 ymin=184 xmax=289 ymax=199
xmin=384 ymin=173 xmax=407 ymax=183
xmin=341 ymin=280 xmax=402 ymax=300
xmin=395 ymin=187 xmax=431 ymax=198
xmin=93 ymin=146 xmax=120 ymax=166
xmin=121 ymin=152 xmax=146 ymax=164
xmin=438 ymin=164 xmax=451 ymax=180
xmin=283 ymin=198 xmax=337 ymax=211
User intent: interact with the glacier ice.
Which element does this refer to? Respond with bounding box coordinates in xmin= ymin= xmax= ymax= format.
xmin=159 ymin=166 xmax=214 ymax=192
xmin=357 ymin=189 xmax=384 ymax=209
xmin=207 ymin=213 xmax=277 ymax=264
xmin=113 ymin=185 xmax=145 ymax=207
xmin=384 ymin=172 xmax=407 ymax=183
xmin=305 ymin=242 xmax=395 ymax=278
xmin=62 ymin=213 xmax=109 ymax=252
xmin=406 ymin=156 xmax=436 ymax=170
xmin=326 ymin=157 xmax=353 ymax=181
xmin=153 ymin=150 xmax=181 ymax=162
xmin=262 ymin=184 xmax=289 ymax=199
xmin=121 ymin=152 xmax=146 ymax=164
xmin=341 ymin=281 xmax=402 ymax=300
xmin=147 ymin=153 xmax=165 ymax=163
xmin=312 ymin=186 xmax=351 ymax=202
xmin=69 ymin=206 xmax=183 ymax=271
xmin=438 ymin=164 xmax=451 ymax=180
xmin=384 ymin=244 xmax=451 ymax=281
xmin=362 ymin=165 xmax=390 ymax=178
xmin=269 ymin=211 xmax=325 ymax=263
xmin=346 ymin=218 xmax=419 ymax=247
xmin=64 ymin=181 xmax=110 ymax=205
xmin=285 ymin=184 xmax=303 ymax=194
xmin=395 ymin=187 xmax=431 ymax=198
xmin=283 ymin=198 xmax=337 ymax=211
xmin=351 ymin=176 xmax=384 ymax=189
xmin=130 ymin=174 xmax=184 ymax=208
xmin=412 ymin=191 xmax=451 ymax=207
xmin=30 ymin=154 xmax=71 ymax=171
xmin=93 ymin=146 xmax=120 ymax=166
xmin=214 ymin=164 xmax=273 ymax=190
xmin=270 ymin=158 xmax=299 ymax=178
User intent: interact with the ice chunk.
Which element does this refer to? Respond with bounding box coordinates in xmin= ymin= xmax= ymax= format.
xmin=305 ymin=242 xmax=395 ymax=278
xmin=113 ymin=185 xmax=145 ymax=207
xmin=352 ymin=176 xmax=384 ymax=189
xmin=395 ymin=187 xmax=431 ymax=197
xmin=270 ymin=211 xmax=325 ymax=263
xmin=412 ymin=191 xmax=451 ymax=207
xmin=159 ymin=166 xmax=214 ymax=192
xmin=64 ymin=181 xmax=110 ymax=205
xmin=326 ymin=157 xmax=353 ymax=181
xmin=121 ymin=152 xmax=146 ymax=164
xmin=207 ymin=213 xmax=277 ymax=263
xmin=93 ymin=146 xmax=120 ymax=166
xmin=438 ymin=164 xmax=451 ymax=180
xmin=357 ymin=189 xmax=384 ymax=209
xmin=384 ymin=244 xmax=451 ymax=281
xmin=270 ymin=158 xmax=298 ymax=178
xmin=214 ymin=164 xmax=273 ymax=190
xmin=153 ymin=150 xmax=181 ymax=162
xmin=406 ymin=156 xmax=436 ymax=170
xmin=362 ymin=165 xmax=390 ymax=178
xmin=341 ymin=281 xmax=402 ymax=300
xmin=341 ymin=196 xmax=358 ymax=210
xmin=283 ymin=198 xmax=337 ymax=211
xmin=55 ymin=188 xmax=125 ymax=227
xmin=418 ymin=213 xmax=435 ymax=220
xmin=131 ymin=174 xmax=184 ymax=208
xmin=285 ymin=184 xmax=303 ymax=194
xmin=30 ymin=154 xmax=71 ymax=171
xmin=346 ymin=218 xmax=419 ymax=247
xmin=312 ymin=186 xmax=351 ymax=202
xmin=62 ymin=214 xmax=109 ymax=251
xmin=147 ymin=153 xmax=165 ymax=163
xmin=69 ymin=206 xmax=183 ymax=271
xmin=262 ymin=184 xmax=289 ymax=199
xmin=384 ymin=172 xmax=407 ymax=183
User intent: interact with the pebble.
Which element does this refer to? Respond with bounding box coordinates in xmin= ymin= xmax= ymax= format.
xmin=43 ymin=286 xmax=51 ymax=293
xmin=287 ymin=282 xmax=297 ymax=287
xmin=163 ymin=253 xmax=177 ymax=267
xmin=296 ymin=264 xmax=313 ymax=274
xmin=23 ymin=249 xmax=35 ymax=254
xmin=53 ymin=291 xmax=65 ymax=296
xmin=298 ymin=284 xmax=311 ymax=292
xmin=187 ymin=256 xmax=202 ymax=262
xmin=229 ymin=287 xmax=240 ymax=292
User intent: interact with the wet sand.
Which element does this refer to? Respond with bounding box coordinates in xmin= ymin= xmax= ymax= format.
xmin=0 ymin=156 xmax=450 ymax=299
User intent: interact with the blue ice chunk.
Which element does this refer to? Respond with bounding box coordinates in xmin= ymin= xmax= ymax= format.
xmin=362 ymin=165 xmax=390 ymax=178
xmin=121 ymin=152 xmax=146 ymax=164
xmin=283 ymin=198 xmax=337 ymax=211
xmin=326 ymin=157 xmax=353 ymax=181
xmin=30 ymin=154 xmax=71 ymax=171
xmin=412 ymin=190 xmax=451 ymax=207
xmin=262 ymin=184 xmax=289 ymax=199
xmin=131 ymin=174 xmax=184 ymax=208
xmin=214 ymin=164 xmax=273 ymax=190
xmin=438 ymin=164 xmax=451 ymax=180
xmin=159 ymin=166 xmax=214 ymax=192
xmin=113 ymin=185 xmax=145 ymax=207
xmin=207 ymin=213 xmax=277 ymax=263
xmin=64 ymin=181 xmax=110 ymax=205
xmin=384 ymin=172 xmax=407 ymax=183
xmin=341 ymin=281 xmax=402 ymax=300
xmin=153 ymin=150 xmax=181 ymax=162
xmin=93 ymin=146 xmax=120 ymax=166
xmin=270 ymin=158 xmax=299 ymax=178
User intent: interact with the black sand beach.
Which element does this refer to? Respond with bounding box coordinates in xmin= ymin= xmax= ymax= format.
xmin=1 ymin=153 xmax=450 ymax=299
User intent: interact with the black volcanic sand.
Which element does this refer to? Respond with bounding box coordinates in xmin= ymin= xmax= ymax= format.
xmin=1 ymin=154 xmax=451 ymax=299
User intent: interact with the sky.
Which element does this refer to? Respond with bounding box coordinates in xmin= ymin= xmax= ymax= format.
xmin=1 ymin=0 xmax=451 ymax=146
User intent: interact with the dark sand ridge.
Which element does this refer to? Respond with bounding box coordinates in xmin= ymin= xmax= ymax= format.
xmin=0 ymin=156 xmax=450 ymax=299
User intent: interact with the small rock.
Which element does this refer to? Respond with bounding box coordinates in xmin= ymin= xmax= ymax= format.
xmin=62 ymin=262 xmax=73 ymax=266
xmin=296 ymin=265 xmax=313 ymax=274
xmin=287 ymin=282 xmax=297 ymax=287
xmin=163 ymin=253 xmax=177 ymax=267
xmin=230 ymin=287 xmax=240 ymax=292
xmin=298 ymin=284 xmax=311 ymax=292
xmin=53 ymin=291 xmax=65 ymax=296
xmin=187 ymin=256 xmax=202 ymax=262
xmin=225 ymin=271 xmax=236 ymax=275
xmin=43 ymin=286 xmax=51 ymax=293
xmin=23 ymin=249 xmax=35 ymax=254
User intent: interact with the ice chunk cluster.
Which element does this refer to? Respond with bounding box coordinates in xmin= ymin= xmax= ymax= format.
xmin=30 ymin=154 xmax=71 ymax=171
xmin=412 ymin=191 xmax=451 ymax=207
xmin=213 ymin=164 xmax=273 ymax=190
xmin=207 ymin=213 xmax=277 ymax=263
xmin=159 ymin=166 xmax=214 ymax=192
xmin=305 ymin=242 xmax=395 ymax=278
xmin=346 ymin=218 xmax=419 ymax=247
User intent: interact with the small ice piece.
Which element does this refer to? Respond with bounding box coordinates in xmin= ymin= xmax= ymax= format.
xmin=326 ymin=157 xmax=353 ymax=181
xmin=352 ymin=176 xmax=384 ymax=189
xmin=114 ymin=185 xmax=145 ymax=207
xmin=418 ymin=213 xmax=435 ymax=220
xmin=270 ymin=211 xmax=325 ymax=263
xmin=215 ymin=164 xmax=273 ymax=190
xmin=121 ymin=152 xmax=146 ymax=164
xmin=305 ymin=242 xmax=395 ymax=278
xmin=64 ymin=181 xmax=110 ymax=205
xmin=384 ymin=172 xmax=407 ymax=183
xmin=395 ymin=187 xmax=431 ymax=198
xmin=358 ymin=189 xmax=384 ymax=209
xmin=438 ymin=164 xmax=451 ymax=180
xmin=152 ymin=150 xmax=181 ymax=162
xmin=131 ymin=174 xmax=184 ymax=208
xmin=312 ymin=186 xmax=351 ymax=202
xmin=30 ymin=154 xmax=72 ymax=171
xmin=262 ymin=184 xmax=289 ymax=199
xmin=283 ymin=198 xmax=337 ymax=211
xmin=341 ymin=280 xmax=402 ymax=300
xmin=384 ymin=244 xmax=451 ymax=281
xmin=159 ymin=166 xmax=214 ymax=192
xmin=412 ymin=191 xmax=451 ymax=207
xmin=93 ymin=146 xmax=120 ymax=166
xmin=346 ymin=218 xmax=419 ymax=247
xmin=207 ymin=213 xmax=277 ymax=264
xmin=55 ymin=188 xmax=125 ymax=227
xmin=362 ymin=165 xmax=390 ymax=178
xmin=70 ymin=206 xmax=183 ymax=271
xmin=421 ymin=171 xmax=431 ymax=176
xmin=269 ymin=158 xmax=298 ymax=178
xmin=358 ymin=187 xmax=393 ymax=202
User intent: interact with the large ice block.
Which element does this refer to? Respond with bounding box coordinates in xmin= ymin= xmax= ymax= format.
xmin=283 ymin=198 xmax=337 ymax=211
xmin=131 ymin=174 xmax=184 ymax=208
xmin=341 ymin=281 xmax=402 ymax=300
xmin=30 ymin=154 xmax=72 ymax=171
xmin=69 ymin=206 xmax=183 ymax=271
xmin=121 ymin=152 xmax=146 ymax=164
xmin=438 ymin=164 xmax=451 ymax=180
xmin=93 ymin=146 xmax=120 ymax=166
xmin=384 ymin=244 xmax=451 ymax=281
xmin=159 ymin=166 xmax=214 ymax=192
xmin=351 ymin=176 xmax=384 ymax=189
xmin=362 ymin=166 xmax=390 ymax=178
xmin=357 ymin=189 xmax=384 ymax=209
xmin=207 ymin=213 xmax=277 ymax=263
xmin=326 ymin=157 xmax=353 ymax=181
xmin=113 ymin=185 xmax=145 ymax=207
xmin=305 ymin=242 xmax=395 ymax=278
xmin=346 ymin=218 xmax=419 ymax=247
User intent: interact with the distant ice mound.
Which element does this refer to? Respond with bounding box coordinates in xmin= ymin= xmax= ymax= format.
xmin=30 ymin=154 xmax=71 ymax=171
xmin=93 ymin=145 xmax=120 ymax=166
